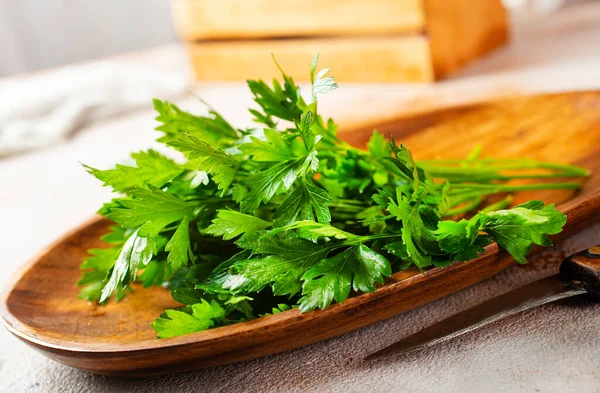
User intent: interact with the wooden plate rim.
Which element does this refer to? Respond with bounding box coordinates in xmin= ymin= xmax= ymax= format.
xmin=0 ymin=217 xmax=501 ymax=354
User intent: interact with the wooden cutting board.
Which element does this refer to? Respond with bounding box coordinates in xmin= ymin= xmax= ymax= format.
xmin=1 ymin=91 xmax=600 ymax=377
xmin=176 ymin=0 xmax=508 ymax=82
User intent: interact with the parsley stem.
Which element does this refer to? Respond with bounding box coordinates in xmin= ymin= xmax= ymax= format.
xmin=335 ymin=199 xmax=368 ymax=205
xmin=445 ymin=182 xmax=580 ymax=214
xmin=449 ymin=193 xmax=482 ymax=206
xmin=480 ymin=196 xmax=512 ymax=213
xmin=445 ymin=195 xmax=513 ymax=217
xmin=336 ymin=143 xmax=589 ymax=177
xmin=345 ymin=233 xmax=400 ymax=245
xmin=329 ymin=199 xmax=369 ymax=212
xmin=448 ymin=182 xmax=581 ymax=193
xmin=445 ymin=196 xmax=483 ymax=216
xmin=419 ymin=160 xmax=589 ymax=177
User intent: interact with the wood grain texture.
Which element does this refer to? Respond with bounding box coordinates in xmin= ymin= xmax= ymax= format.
xmin=186 ymin=36 xmax=434 ymax=82
xmin=2 ymin=91 xmax=600 ymax=377
xmin=425 ymin=0 xmax=508 ymax=79
xmin=179 ymin=0 xmax=507 ymax=82
xmin=171 ymin=0 xmax=425 ymax=40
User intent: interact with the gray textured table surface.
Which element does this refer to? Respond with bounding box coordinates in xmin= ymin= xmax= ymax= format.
xmin=2 ymin=3 xmax=600 ymax=392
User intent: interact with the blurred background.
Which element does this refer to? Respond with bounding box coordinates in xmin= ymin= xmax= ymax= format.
xmin=0 ymin=0 xmax=567 ymax=78
xmin=0 ymin=0 xmax=176 ymax=77
xmin=2 ymin=0 xmax=597 ymax=158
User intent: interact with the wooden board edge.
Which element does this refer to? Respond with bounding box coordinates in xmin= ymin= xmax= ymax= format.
xmin=186 ymin=36 xmax=434 ymax=83
xmin=170 ymin=0 xmax=426 ymax=41
xmin=425 ymin=0 xmax=509 ymax=79
xmin=0 ymin=217 xmax=106 ymax=347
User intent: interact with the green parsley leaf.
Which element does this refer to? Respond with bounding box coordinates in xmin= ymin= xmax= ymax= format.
xmin=240 ymin=151 xmax=318 ymax=212
xmin=164 ymin=215 xmax=192 ymax=270
xmin=139 ymin=260 xmax=167 ymax=288
xmin=78 ymin=246 xmax=119 ymax=301
xmin=238 ymin=128 xmax=298 ymax=162
xmin=482 ymin=202 xmax=566 ymax=264
xmin=197 ymin=250 xmax=253 ymax=295
xmin=222 ymin=232 xmax=328 ymax=297
xmin=299 ymin=244 xmax=391 ymax=312
xmin=387 ymin=194 xmax=435 ymax=269
xmin=260 ymin=303 xmax=292 ymax=317
xmin=152 ymin=299 xmax=227 ymax=339
xmin=84 ymin=150 xmax=184 ymax=192
xmin=246 ymin=58 xmax=304 ymax=126
xmin=153 ymin=99 xmax=239 ymax=147
xmin=435 ymin=215 xmax=491 ymax=261
xmin=274 ymin=179 xmax=332 ymax=226
xmin=169 ymin=134 xmax=237 ymax=167
xmin=299 ymin=110 xmax=318 ymax=150
xmin=268 ymin=220 xmax=356 ymax=241
xmin=100 ymin=229 xmax=155 ymax=302
xmin=205 ymin=210 xmax=272 ymax=240
xmin=311 ymin=67 xmax=338 ymax=102
xmin=108 ymin=187 xmax=196 ymax=238
xmin=169 ymin=133 xmax=238 ymax=194
xmin=310 ymin=53 xmax=320 ymax=84
xmin=170 ymin=287 xmax=205 ymax=305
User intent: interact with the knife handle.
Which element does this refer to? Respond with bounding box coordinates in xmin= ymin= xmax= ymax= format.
xmin=560 ymin=246 xmax=600 ymax=301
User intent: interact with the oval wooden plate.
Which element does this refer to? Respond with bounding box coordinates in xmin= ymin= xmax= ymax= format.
xmin=2 ymin=91 xmax=600 ymax=377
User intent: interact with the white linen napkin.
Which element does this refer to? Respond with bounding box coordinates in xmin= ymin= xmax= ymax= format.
xmin=0 ymin=63 xmax=190 ymax=156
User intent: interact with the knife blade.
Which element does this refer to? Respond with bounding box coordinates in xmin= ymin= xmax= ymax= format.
xmin=365 ymin=246 xmax=600 ymax=361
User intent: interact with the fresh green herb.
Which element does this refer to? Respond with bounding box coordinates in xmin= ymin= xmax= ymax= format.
xmin=79 ymin=55 xmax=589 ymax=338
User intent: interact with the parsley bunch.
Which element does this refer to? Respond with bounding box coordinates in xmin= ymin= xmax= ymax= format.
xmin=79 ymin=55 xmax=588 ymax=338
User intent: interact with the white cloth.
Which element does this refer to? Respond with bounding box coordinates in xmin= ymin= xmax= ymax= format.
xmin=502 ymin=0 xmax=565 ymax=12
xmin=0 ymin=63 xmax=189 ymax=156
